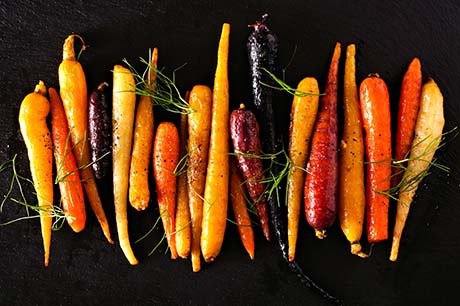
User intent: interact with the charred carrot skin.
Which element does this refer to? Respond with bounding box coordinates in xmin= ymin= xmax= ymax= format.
xmin=392 ymin=58 xmax=422 ymax=187
xmin=153 ymin=121 xmax=180 ymax=260
xmin=58 ymin=34 xmax=112 ymax=244
xmin=230 ymin=157 xmax=255 ymax=260
xmin=304 ymin=42 xmax=341 ymax=239
xmin=359 ymin=75 xmax=392 ymax=243
xmin=19 ymin=81 xmax=53 ymax=266
xmin=49 ymin=87 xmax=86 ymax=233
xmin=230 ymin=104 xmax=270 ymax=241
xmin=338 ymin=44 xmax=367 ymax=257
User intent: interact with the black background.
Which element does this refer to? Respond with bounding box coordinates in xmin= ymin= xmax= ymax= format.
xmin=1 ymin=1 xmax=460 ymax=306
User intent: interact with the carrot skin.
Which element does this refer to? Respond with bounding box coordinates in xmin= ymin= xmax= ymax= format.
xmin=153 ymin=121 xmax=180 ymax=260
xmin=359 ymin=75 xmax=392 ymax=243
xmin=304 ymin=42 xmax=341 ymax=238
xmin=49 ymin=87 xmax=86 ymax=233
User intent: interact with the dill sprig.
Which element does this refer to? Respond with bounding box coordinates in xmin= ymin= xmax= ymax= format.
xmin=259 ymin=67 xmax=323 ymax=97
xmin=173 ymin=152 xmax=189 ymax=177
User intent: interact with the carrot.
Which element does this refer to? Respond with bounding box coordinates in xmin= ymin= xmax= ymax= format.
xmin=338 ymin=44 xmax=367 ymax=257
xmin=49 ymin=87 xmax=86 ymax=233
xmin=176 ymin=114 xmax=191 ymax=259
xmin=230 ymin=157 xmax=255 ymax=260
xmin=129 ymin=47 xmax=158 ymax=211
xmin=153 ymin=121 xmax=180 ymax=260
xmin=19 ymin=81 xmax=53 ymax=266
xmin=286 ymin=77 xmax=319 ymax=261
xmin=304 ymin=42 xmax=341 ymax=239
xmin=359 ymin=74 xmax=392 ymax=243
xmin=58 ymin=34 xmax=112 ymax=243
xmin=187 ymin=85 xmax=212 ymax=272
xmin=112 ymin=64 xmax=139 ymax=265
xmin=390 ymin=78 xmax=445 ymax=261
xmin=201 ymin=23 xmax=230 ymax=263
xmin=392 ymin=58 xmax=422 ymax=187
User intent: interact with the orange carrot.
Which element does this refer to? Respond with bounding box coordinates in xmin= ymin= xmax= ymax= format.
xmin=359 ymin=74 xmax=392 ymax=243
xmin=49 ymin=87 xmax=86 ymax=233
xmin=153 ymin=121 xmax=180 ymax=260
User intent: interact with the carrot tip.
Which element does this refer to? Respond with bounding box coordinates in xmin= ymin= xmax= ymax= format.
xmin=314 ymin=229 xmax=327 ymax=239
xmin=351 ymin=242 xmax=369 ymax=258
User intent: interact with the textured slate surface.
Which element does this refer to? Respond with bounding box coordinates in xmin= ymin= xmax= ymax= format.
xmin=1 ymin=1 xmax=459 ymax=305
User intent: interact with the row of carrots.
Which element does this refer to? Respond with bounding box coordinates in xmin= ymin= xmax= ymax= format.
xmin=17 ymin=20 xmax=445 ymax=271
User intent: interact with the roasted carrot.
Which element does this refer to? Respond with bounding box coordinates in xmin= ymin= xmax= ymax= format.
xmin=129 ymin=47 xmax=158 ymax=211
xmin=230 ymin=157 xmax=255 ymax=260
xmin=19 ymin=81 xmax=53 ymax=266
xmin=176 ymin=114 xmax=191 ymax=259
xmin=359 ymin=74 xmax=392 ymax=243
xmin=187 ymin=85 xmax=212 ymax=272
xmin=390 ymin=78 xmax=445 ymax=261
xmin=58 ymin=34 xmax=112 ymax=243
xmin=286 ymin=77 xmax=319 ymax=261
xmin=153 ymin=121 xmax=180 ymax=260
xmin=230 ymin=103 xmax=270 ymax=241
xmin=304 ymin=42 xmax=341 ymax=239
xmin=201 ymin=23 xmax=230 ymax=263
xmin=338 ymin=44 xmax=367 ymax=257
xmin=392 ymin=58 xmax=422 ymax=187
xmin=49 ymin=87 xmax=86 ymax=233
xmin=112 ymin=64 xmax=139 ymax=265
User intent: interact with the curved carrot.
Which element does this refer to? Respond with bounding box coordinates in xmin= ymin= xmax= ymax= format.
xmin=390 ymin=78 xmax=444 ymax=261
xmin=112 ymin=64 xmax=139 ymax=265
xmin=201 ymin=23 xmax=230 ymax=263
xmin=19 ymin=81 xmax=53 ymax=266
xmin=129 ymin=47 xmax=158 ymax=211
xmin=286 ymin=77 xmax=319 ymax=261
xmin=49 ymin=87 xmax=86 ymax=233
xmin=392 ymin=58 xmax=422 ymax=187
xmin=153 ymin=121 xmax=180 ymax=260
xmin=187 ymin=85 xmax=212 ymax=272
xmin=58 ymin=34 xmax=112 ymax=243
xmin=338 ymin=44 xmax=367 ymax=257
xmin=230 ymin=157 xmax=255 ymax=260
xmin=304 ymin=42 xmax=341 ymax=239
xmin=176 ymin=114 xmax=191 ymax=259
xmin=359 ymin=74 xmax=392 ymax=243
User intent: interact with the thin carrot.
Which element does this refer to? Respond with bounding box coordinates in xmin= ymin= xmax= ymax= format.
xmin=176 ymin=113 xmax=191 ymax=259
xmin=390 ymin=78 xmax=445 ymax=261
xmin=112 ymin=64 xmax=139 ymax=265
xmin=392 ymin=58 xmax=422 ymax=187
xmin=359 ymin=74 xmax=392 ymax=243
xmin=286 ymin=77 xmax=319 ymax=261
xmin=19 ymin=81 xmax=53 ymax=266
xmin=187 ymin=84 xmax=212 ymax=272
xmin=58 ymin=34 xmax=112 ymax=243
xmin=338 ymin=44 xmax=367 ymax=257
xmin=153 ymin=121 xmax=180 ymax=260
xmin=49 ymin=87 xmax=86 ymax=233
xmin=201 ymin=23 xmax=230 ymax=263
xmin=129 ymin=47 xmax=158 ymax=211
xmin=230 ymin=157 xmax=255 ymax=260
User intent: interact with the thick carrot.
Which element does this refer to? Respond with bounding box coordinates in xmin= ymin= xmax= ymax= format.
xmin=392 ymin=58 xmax=422 ymax=187
xmin=153 ymin=121 xmax=180 ymax=260
xmin=338 ymin=44 xmax=367 ymax=257
xmin=176 ymin=114 xmax=191 ymax=259
xmin=230 ymin=157 xmax=255 ymax=260
xmin=58 ymin=34 xmax=112 ymax=243
xmin=187 ymin=85 xmax=212 ymax=272
xmin=112 ymin=64 xmax=139 ymax=265
xmin=304 ymin=42 xmax=341 ymax=239
xmin=201 ymin=23 xmax=230 ymax=263
xmin=129 ymin=47 xmax=158 ymax=211
xmin=390 ymin=78 xmax=444 ymax=261
xmin=359 ymin=74 xmax=392 ymax=243
xmin=49 ymin=87 xmax=86 ymax=233
xmin=19 ymin=81 xmax=53 ymax=266
xmin=287 ymin=77 xmax=319 ymax=261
